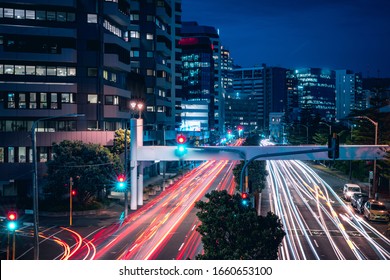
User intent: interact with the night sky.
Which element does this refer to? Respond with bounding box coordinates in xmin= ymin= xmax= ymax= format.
xmin=182 ymin=0 xmax=390 ymax=78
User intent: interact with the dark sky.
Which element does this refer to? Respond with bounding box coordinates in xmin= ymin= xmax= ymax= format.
xmin=181 ymin=0 xmax=390 ymax=78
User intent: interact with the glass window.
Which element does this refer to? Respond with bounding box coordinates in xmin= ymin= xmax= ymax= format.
xmin=36 ymin=66 xmax=46 ymax=76
xmin=146 ymin=33 xmax=154 ymax=40
xmin=0 ymin=147 xmax=4 ymax=163
xmin=8 ymin=93 xmax=15 ymax=108
xmin=15 ymin=9 xmax=25 ymax=19
xmin=15 ymin=65 xmax=25 ymax=75
xmin=88 ymin=68 xmax=97 ymax=76
xmin=87 ymin=14 xmax=97 ymax=23
xmin=147 ymin=69 xmax=155 ymax=76
xmin=26 ymin=10 xmax=35 ymax=19
xmin=61 ymin=93 xmax=71 ymax=103
xmin=19 ymin=93 xmax=26 ymax=108
xmin=29 ymin=92 xmax=37 ymax=109
xmin=57 ymin=67 xmax=67 ymax=76
xmin=26 ymin=66 xmax=36 ymax=75
xmin=47 ymin=11 xmax=56 ymax=21
xmin=67 ymin=12 xmax=75 ymax=22
xmin=110 ymin=73 xmax=117 ymax=82
xmin=36 ymin=10 xmax=46 ymax=20
xmin=57 ymin=12 xmax=66 ymax=21
xmin=103 ymin=70 xmax=108 ymax=80
xmin=39 ymin=147 xmax=48 ymax=162
xmin=18 ymin=147 xmax=26 ymax=163
xmin=147 ymin=51 xmax=154 ymax=58
xmin=47 ymin=66 xmax=56 ymax=76
xmin=8 ymin=147 xmax=15 ymax=163
xmin=67 ymin=67 xmax=76 ymax=76
xmin=105 ymin=96 xmax=114 ymax=105
xmin=0 ymin=64 xmax=3 ymax=74
xmin=88 ymin=94 xmax=98 ymax=104
xmin=0 ymin=8 xmax=3 ymax=18
xmin=130 ymin=31 xmax=140 ymax=38
xmin=4 ymin=8 xmax=14 ymax=18
xmin=130 ymin=50 xmax=139 ymax=57
xmin=40 ymin=92 xmax=47 ymax=108
xmin=51 ymin=93 xmax=58 ymax=109
xmin=5 ymin=65 xmax=14 ymax=74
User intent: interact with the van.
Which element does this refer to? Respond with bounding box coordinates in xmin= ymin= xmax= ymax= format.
xmin=343 ymin=183 xmax=361 ymax=201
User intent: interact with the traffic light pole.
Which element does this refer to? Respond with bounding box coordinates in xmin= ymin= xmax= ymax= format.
xmin=69 ymin=177 xmax=73 ymax=226
xmin=124 ymin=128 xmax=128 ymax=217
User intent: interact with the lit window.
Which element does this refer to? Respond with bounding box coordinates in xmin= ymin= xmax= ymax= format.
xmin=40 ymin=92 xmax=47 ymax=108
xmin=26 ymin=10 xmax=35 ymax=19
xmin=57 ymin=12 xmax=66 ymax=21
xmin=110 ymin=73 xmax=117 ymax=82
xmin=87 ymin=14 xmax=97 ymax=23
xmin=130 ymin=31 xmax=140 ymax=38
xmin=103 ymin=70 xmax=108 ymax=80
xmin=146 ymin=33 xmax=154 ymax=40
xmin=19 ymin=93 xmax=26 ymax=108
xmin=8 ymin=93 xmax=15 ymax=108
xmin=130 ymin=50 xmax=140 ymax=57
xmin=26 ymin=66 xmax=36 ymax=75
xmin=88 ymin=94 xmax=98 ymax=104
xmin=67 ymin=67 xmax=76 ymax=76
xmin=4 ymin=8 xmax=14 ymax=18
xmin=19 ymin=147 xmax=26 ymax=163
xmin=8 ymin=147 xmax=15 ymax=163
xmin=15 ymin=65 xmax=25 ymax=75
xmin=47 ymin=66 xmax=56 ymax=76
xmin=0 ymin=64 xmax=3 ymax=74
xmin=14 ymin=9 xmax=25 ymax=19
xmin=57 ymin=67 xmax=67 ymax=76
xmin=36 ymin=66 xmax=46 ymax=76
xmin=0 ymin=147 xmax=4 ymax=163
xmin=147 ymin=69 xmax=155 ymax=76
xmin=5 ymin=65 xmax=14 ymax=74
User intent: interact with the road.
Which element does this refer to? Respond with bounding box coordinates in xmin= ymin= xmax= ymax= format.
xmin=266 ymin=159 xmax=390 ymax=259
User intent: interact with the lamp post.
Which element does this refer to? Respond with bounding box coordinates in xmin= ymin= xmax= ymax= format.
xmin=128 ymin=100 xmax=144 ymax=210
xmin=297 ymin=124 xmax=309 ymax=144
xmin=319 ymin=121 xmax=332 ymax=135
xmin=354 ymin=116 xmax=378 ymax=198
xmin=31 ymin=113 xmax=84 ymax=260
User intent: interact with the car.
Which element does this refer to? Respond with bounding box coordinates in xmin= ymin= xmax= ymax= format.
xmin=351 ymin=193 xmax=368 ymax=209
xmin=356 ymin=195 xmax=370 ymax=214
xmin=363 ymin=200 xmax=389 ymax=222
xmin=343 ymin=183 xmax=361 ymax=201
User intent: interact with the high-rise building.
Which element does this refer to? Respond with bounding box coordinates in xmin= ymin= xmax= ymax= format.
xmin=335 ymin=70 xmax=363 ymax=120
xmin=179 ymin=21 xmax=224 ymax=134
xmin=129 ymin=0 xmax=181 ymax=133
xmin=0 ymin=0 xmax=181 ymax=197
xmin=294 ymin=68 xmax=336 ymax=122
xmin=232 ymin=66 xmax=266 ymax=130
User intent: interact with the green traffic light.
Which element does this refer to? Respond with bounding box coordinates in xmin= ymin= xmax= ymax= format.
xmin=7 ymin=221 xmax=17 ymax=231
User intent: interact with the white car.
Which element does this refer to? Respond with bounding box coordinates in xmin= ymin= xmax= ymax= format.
xmin=343 ymin=183 xmax=361 ymax=201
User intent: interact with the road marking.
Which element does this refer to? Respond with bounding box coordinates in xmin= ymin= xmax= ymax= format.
xmin=178 ymin=242 xmax=184 ymax=251
xmin=313 ymin=239 xmax=319 ymax=248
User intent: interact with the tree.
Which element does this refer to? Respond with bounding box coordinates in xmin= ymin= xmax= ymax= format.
xmin=195 ymin=190 xmax=285 ymax=260
xmin=45 ymin=140 xmax=123 ymax=208
xmin=111 ymin=128 xmax=131 ymax=155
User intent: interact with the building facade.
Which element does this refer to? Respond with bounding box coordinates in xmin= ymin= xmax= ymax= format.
xmin=335 ymin=69 xmax=363 ymax=120
xmin=0 ymin=0 xmax=181 ymax=198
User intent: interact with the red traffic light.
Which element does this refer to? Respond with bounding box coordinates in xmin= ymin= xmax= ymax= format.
xmin=71 ymin=189 xmax=77 ymax=196
xmin=241 ymin=192 xmax=248 ymax=199
xmin=7 ymin=211 xmax=17 ymax=221
xmin=176 ymin=134 xmax=187 ymax=144
xmin=117 ymin=174 xmax=126 ymax=182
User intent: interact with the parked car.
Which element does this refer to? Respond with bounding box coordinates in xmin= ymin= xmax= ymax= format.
xmin=356 ymin=195 xmax=370 ymax=214
xmin=351 ymin=193 xmax=368 ymax=209
xmin=363 ymin=200 xmax=389 ymax=222
xmin=343 ymin=183 xmax=361 ymax=201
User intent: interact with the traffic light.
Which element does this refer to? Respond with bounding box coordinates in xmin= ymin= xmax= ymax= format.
xmin=328 ymin=133 xmax=339 ymax=159
xmin=71 ymin=189 xmax=77 ymax=196
xmin=241 ymin=192 xmax=250 ymax=207
xmin=116 ymin=174 xmax=127 ymax=190
xmin=6 ymin=211 xmax=18 ymax=231
xmin=175 ymin=134 xmax=188 ymax=157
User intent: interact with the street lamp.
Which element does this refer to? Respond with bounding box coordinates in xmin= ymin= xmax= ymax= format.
xmin=296 ymin=124 xmax=309 ymax=144
xmin=319 ymin=122 xmax=332 ymax=135
xmin=31 ymin=113 xmax=84 ymax=260
xmin=354 ymin=116 xmax=378 ymax=198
